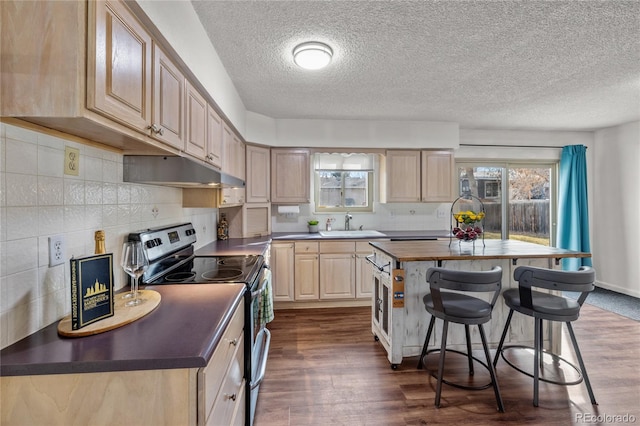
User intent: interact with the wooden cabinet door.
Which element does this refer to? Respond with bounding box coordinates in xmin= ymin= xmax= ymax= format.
xmin=245 ymin=145 xmax=270 ymax=203
xmin=270 ymin=149 xmax=310 ymax=203
xmin=206 ymin=105 xmax=223 ymax=168
xmin=222 ymin=123 xmax=236 ymax=176
xmin=233 ymin=134 xmax=246 ymax=180
xmin=241 ymin=203 xmax=271 ymax=237
xmin=184 ymin=80 xmax=207 ymax=158
xmin=152 ymin=44 xmax=184 ymax=149
xmin=421 ymin=150 xmax=455 ymax=202
xmin=319 ymin=253 xmax=355 ymax=299
xmin=294 ymin=254 xmax=319 ymax=300
xmin=271 ymin=243 xmax=294 ymax=302
xmin=385 ymin=150 xmax=421 ymax=202
xmin=89 ymin=0 xmax=152 ymax=131
xmin=355 ymin=253 xmax=373 ymax=299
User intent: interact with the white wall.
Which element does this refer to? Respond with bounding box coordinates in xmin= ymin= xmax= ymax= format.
xmin=592 ymin=121 xmax=640 ymax=297
xmin=246 ymin=112 xmax=460 ymax=148
xmin=0 ymin=122 xmax=218 ymax=349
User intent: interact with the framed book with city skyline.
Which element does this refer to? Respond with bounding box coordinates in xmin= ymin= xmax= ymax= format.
xmin=70 ymin=253 xmax=114 ymax=330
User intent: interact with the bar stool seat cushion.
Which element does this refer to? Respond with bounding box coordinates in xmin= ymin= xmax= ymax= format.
xmin=424 ymin=293 xmax=492 ymax=322
xmin=502 ymin=288 xmax=581 ymax=320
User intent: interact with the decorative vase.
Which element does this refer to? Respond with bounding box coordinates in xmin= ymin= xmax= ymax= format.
xmin=308 ymin=224 xmax=319 ymax=233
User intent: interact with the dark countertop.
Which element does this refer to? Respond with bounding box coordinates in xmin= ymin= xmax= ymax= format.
xmin=370 ymin=239 xmax=591 ymax=262
xmin=0 ymin=284 xmax=245 ymax=376
xmin=196 ymin=236 xmax=270 ymax=256
xmin=270 ymin=230 xmax=450 ymax=241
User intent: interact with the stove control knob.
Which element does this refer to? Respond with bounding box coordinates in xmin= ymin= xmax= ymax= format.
xmin=186 ymin=229 xmax=196 ymax=236
xmin=145 ymin=240 xmax=156 ymax=249
xmin=154 ymin=238 xmax=163 ymax=246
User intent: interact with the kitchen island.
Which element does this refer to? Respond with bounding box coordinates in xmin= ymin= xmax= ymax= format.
xmin=367 ymin=239 xmax=591 ymax=368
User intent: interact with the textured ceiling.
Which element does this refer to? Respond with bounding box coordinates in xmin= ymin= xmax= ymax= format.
xmin=191 ymin=0 xmax=640 ymax=131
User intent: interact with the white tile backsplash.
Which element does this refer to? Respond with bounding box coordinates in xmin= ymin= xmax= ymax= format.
xmin=5 ymin=138 xmax=37 ymax=175
xmin=37 ymin=144 xmax=64 ymax=178
xmin=6 ymin=207 xmax=39 ymax=239
xmin=0 ymin=122 xmax=217 ymax=349
xmin=84 ymin=155 xmax=103 ymax=182
xmin=38 ymin=176 xmax=64 ymax=205
xmin=4 ymin=238 xmax=38 ymax=275
xmin=85 ymin=181 xmax=104 ymax=205
xmin=64 ymin=179 xmax=85 ymax=205
xmin=38 ymin=206 xmax=64 ymax=236
xmin=6 ymin=173 xmax=37 ymax=206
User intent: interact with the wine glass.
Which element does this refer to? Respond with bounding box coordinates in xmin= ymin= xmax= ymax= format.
xmin=121 ymin=241 xmax=148 ymax=307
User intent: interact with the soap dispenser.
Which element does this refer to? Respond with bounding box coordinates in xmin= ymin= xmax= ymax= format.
xmin=325 ymin=219 xmax=332 ymax=231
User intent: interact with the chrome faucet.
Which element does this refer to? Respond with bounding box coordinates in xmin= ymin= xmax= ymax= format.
xmin=345 ymin=212 xmax=353 ymax=230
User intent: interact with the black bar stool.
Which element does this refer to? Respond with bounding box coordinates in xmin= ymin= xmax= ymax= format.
xmin=417 ymin=266 xmax=504 ymax=412
xmin=493 ymin=265 xmax=597 ymax=407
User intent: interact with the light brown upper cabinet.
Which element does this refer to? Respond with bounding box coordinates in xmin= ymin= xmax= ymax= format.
xmin=383 ymin=150 xmax=455 ymax=203
xmin=271 ymin=149 xmax=310 ymax=204
xmin=383 ymin=150 xmax=422 ymax=202
xmin=184 ymin=80 xmax=207 ymax=158
xmin=0 ymin=0 xmax=242 ymax=159
xmin=223 ymin=124 xmax=246 ymax=180
xmin=420 ymin=150 xmax=456 ymax=202
xmin=2 ymin=0 xmax=173 ymax=153
xmin=245 ymin=144 xmax=271 ymax=203
xmin=206 ymin=105 xmax=223 ymax=169
xmin=152 ymin=44 xmax=184 ymax=150
xmin=88 ymin=0 xmax=153 ymax=133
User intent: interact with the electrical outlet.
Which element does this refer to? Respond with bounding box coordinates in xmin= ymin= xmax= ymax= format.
xmin=437 ymin=209 xmax=446 ymax=219
xmin=48 ymin=235 xmax=66 ymax=267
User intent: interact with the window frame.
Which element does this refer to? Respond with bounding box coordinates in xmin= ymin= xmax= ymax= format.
xmin=314 ymin=169 xmax=374 ymax=213
xmin=456 ymin=160 xmax=558 ymax=244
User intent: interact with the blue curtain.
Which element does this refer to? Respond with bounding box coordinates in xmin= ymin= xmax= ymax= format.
xmin=558 ymin=145 xmax=592 ymax=270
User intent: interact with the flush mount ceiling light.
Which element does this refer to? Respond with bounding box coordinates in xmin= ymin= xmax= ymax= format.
xmin=293 ymin=41 xmax=333 ymax=70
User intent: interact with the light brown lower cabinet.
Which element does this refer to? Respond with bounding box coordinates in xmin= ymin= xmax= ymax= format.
xmin=0 ymin=302 xmax=245 ymax=426
xmin=271 ymin=242 xmax=295 ymax=302
xmin=294 ymin=242 xmax=320 ymax=300
xmin=272 ymin=240 xmax=381 ymax=305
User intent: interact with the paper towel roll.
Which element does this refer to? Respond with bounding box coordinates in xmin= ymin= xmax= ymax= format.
xmin=277 ymin=205 xmax=300 ymax=214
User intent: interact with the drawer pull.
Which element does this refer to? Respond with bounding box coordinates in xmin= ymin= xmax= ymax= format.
xmin=225 ymin=393 xmax=237 ymax=401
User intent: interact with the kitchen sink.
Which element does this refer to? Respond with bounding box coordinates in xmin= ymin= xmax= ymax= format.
xmin=318 ymin=230 xmax=386 ymax=238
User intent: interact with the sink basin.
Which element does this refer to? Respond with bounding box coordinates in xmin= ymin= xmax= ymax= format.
xmin=318 ymin=230 xmax=386 ymax=238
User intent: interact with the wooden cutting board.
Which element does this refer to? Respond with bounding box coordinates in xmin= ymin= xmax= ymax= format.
xmin=57 ymin=289 xmax=161 ymax=337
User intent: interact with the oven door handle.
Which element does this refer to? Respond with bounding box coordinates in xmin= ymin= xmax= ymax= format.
xmin=250 ymin=328 xmax=271 ymax=390
xmin=251 ymin=267 xmax=270 ymax=300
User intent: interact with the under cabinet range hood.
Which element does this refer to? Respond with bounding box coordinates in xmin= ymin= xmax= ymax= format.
xmin=123 ymin=156 xmax=245 ymax=188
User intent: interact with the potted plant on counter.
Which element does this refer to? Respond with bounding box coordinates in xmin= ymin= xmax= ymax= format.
xmin=308 ymin=219 xmax=319 ymax=233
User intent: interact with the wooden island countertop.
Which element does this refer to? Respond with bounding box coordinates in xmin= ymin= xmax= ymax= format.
xmin=369 ymin=239 xmax=591 ymax=263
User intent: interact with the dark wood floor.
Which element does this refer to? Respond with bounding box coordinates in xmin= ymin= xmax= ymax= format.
xmin=254 ymin=304 xmax=640 ymax=425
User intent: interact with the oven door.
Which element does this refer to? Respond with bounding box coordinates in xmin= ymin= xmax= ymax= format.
xmin=248 ymin=266 xmax=271 ymax=424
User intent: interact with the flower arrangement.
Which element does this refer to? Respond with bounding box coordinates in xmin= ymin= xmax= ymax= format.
xmin=452 ymin=210 xmax=485 ymax=241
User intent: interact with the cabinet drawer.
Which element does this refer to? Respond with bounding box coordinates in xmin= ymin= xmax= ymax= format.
xmin=200 ymin=302 xmax=244 ymax=423
xmin=356 ymin=241 xmax=376 ymax=252
xmin=295 ymin=241 xmax=319 ymax=253
xmin=206 ymin=333 xmax=245 ymax=426
xmin=320 ymin=241 xmax=355 ymax=253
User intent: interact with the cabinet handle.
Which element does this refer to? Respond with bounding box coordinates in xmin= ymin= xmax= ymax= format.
xmin=224 ymin=393 xmax=237 ymax=401
xmin=229 ymin=338 xmax=238 ymax=346
xmin=147 ymin=124 xmax=164 ymax=136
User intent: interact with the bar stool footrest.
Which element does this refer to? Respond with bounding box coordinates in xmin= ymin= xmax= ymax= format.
xmin=499 ymin=345 xmax=583 ymax=386
xmin=422 ymin=348 xmax=493 ymax=391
